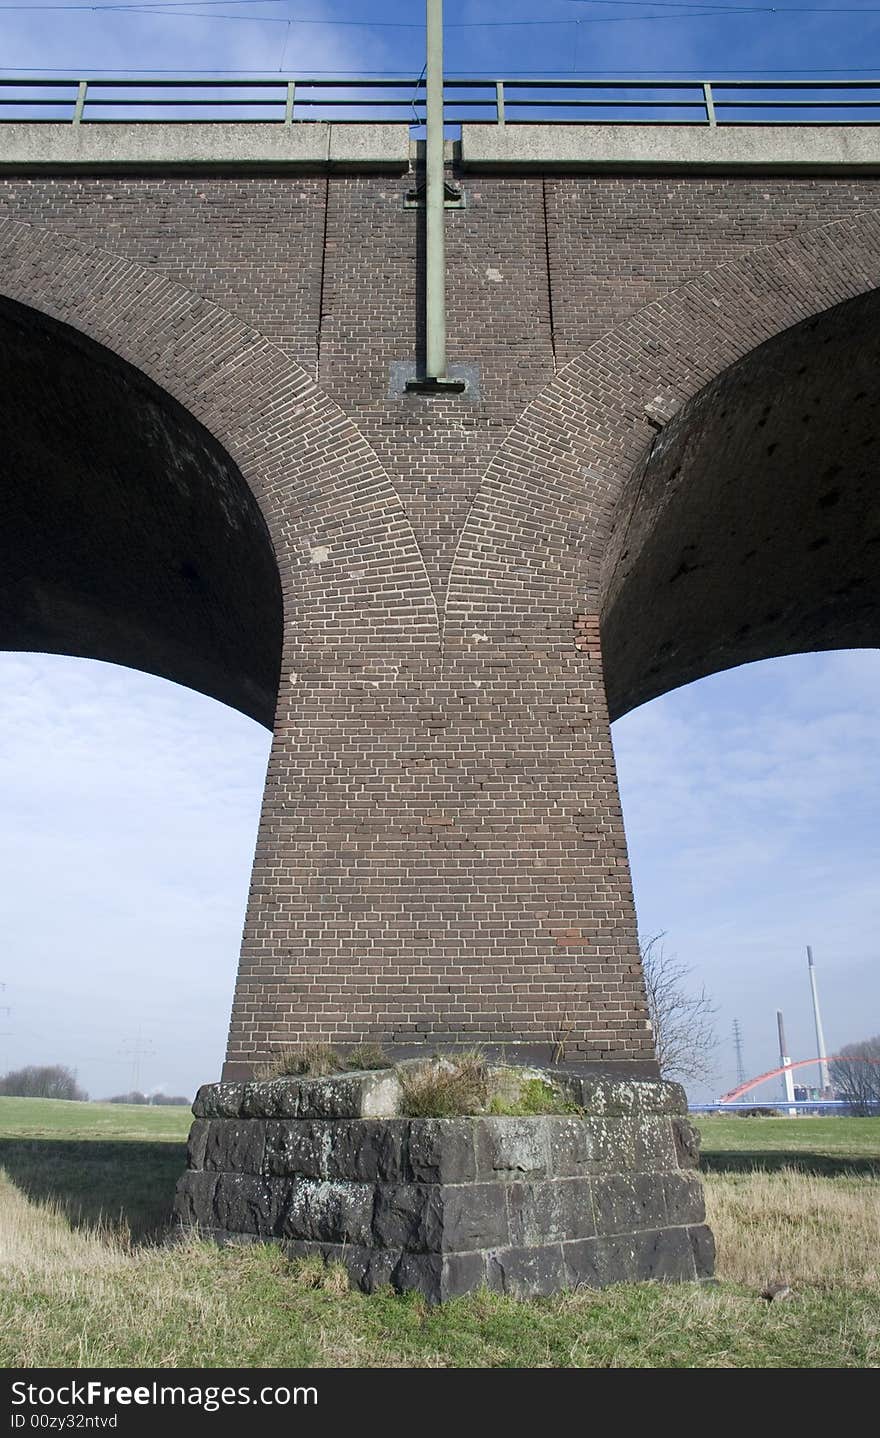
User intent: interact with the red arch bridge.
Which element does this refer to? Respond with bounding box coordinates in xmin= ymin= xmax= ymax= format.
xmin=717 ymin=1056 xmax=880 ymax=1105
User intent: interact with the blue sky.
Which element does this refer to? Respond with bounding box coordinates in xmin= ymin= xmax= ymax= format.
xmin=0 ymin=2 xmax=878 ymax=1101
xmin=3 ymin=1 xmax=880 ymax=80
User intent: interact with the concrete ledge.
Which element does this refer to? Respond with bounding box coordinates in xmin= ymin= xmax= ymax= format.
xmin=6 ymin=121 xmax=880 ymax=175
xmin=0 ymin=122 xmax=411 ymax=172
xmin=5 ymin=121 xmax=880 ymax=175
xmin=460 ymin=123 xmax=880 ymax=173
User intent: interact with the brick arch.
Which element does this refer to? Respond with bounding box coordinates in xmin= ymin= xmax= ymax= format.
xmin=0 ymin=215 xmax=441 ymax=684
xmin=445 ymin=210 xmax=880 ymax=651
xmin=602 ymin=285 xmax=880 ymax=717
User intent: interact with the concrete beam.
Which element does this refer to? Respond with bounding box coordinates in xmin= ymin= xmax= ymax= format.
xmin=460 ymin=123 xmax=880 ymax=173
xmin=0 ymin=122 xmax=412 ymax=173
xmin=5 ymin=120 xmax=880 ymax=175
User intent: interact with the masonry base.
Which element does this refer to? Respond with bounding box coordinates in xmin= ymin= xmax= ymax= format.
xmin=174 ymin=1070 xmax=714 ymax=1302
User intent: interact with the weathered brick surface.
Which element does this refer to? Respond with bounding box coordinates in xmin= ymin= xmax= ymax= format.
xmin=2 ymin=163 xmax=879 ymax=1066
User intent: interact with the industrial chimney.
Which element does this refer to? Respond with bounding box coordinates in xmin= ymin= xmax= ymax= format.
xmin=806 ymin=945 xmax=830 ymax=1096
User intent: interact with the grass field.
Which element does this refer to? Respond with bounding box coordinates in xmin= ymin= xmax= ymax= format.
xmin=1 ymin=1098 xmax=878 ymax=1368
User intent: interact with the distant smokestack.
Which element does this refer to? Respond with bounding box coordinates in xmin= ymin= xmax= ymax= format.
xmin=806 ymin=946 xmax=830 ymax=1094
xmin=777 ymin=1009 xmax=796 ymax=1114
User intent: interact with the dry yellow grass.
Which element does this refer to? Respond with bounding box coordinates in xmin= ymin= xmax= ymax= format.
xmin=0 ymin=1175 xmax=250 ymax=1368
xmin=0 ymin=1170 xmax=129 ymax=1278
xmin=706 ymin=1168 xmax=880 ymax=1290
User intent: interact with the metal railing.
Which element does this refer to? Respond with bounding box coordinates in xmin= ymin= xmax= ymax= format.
xmin=2 ymin=76 xmax=880 ymax=127
xmin=690 ymin=1100 xmax=880 ymax=1113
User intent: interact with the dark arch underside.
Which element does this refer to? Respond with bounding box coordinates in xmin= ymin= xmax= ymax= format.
xmin=0 ymin=295 xmax=282 ymax=726
xmin=601 ymin=287 xmax=880 ymax=720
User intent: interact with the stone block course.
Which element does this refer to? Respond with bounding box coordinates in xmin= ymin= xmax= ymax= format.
xmin=185 ymin=1119 xmax=209 ymax=1172
xmin=592 ymin=1173 xmax=670 ymax=1236
xmin=281 ymin=1179 xmax=375 ymax=1247
xmin=506 ymin=1178 xmax=596 ymax=1246
xmin=474 ymin=1117 xmax=549 ymax=1181
xmin=407 ymin=1118 xmax=477 ymax=1184
xmin=174 ymin=1170 xmax=217 ymax=1228
xmin=214 ymin=1173 xmax=288 ymax=1239
xmin=486 ymin=1244 xmax=567 ymax=1300
xmin=671 ymin=1116 xmax=703 ymax=1170
xmin=193 ymin=1083 xmax=246 ymax=1120
xmin=203 ymin=1120 xmax=266 ymax=1175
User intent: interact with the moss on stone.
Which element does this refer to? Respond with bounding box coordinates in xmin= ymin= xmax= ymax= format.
xmin=488 ymin=1077 xmax=583 ymax=1118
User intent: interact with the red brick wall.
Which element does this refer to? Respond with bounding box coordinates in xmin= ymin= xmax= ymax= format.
xmin=2 ymin=166 xmax=879 ymax=1072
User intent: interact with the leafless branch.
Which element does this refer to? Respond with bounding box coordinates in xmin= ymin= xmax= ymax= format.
xmin=640 ymin=932 xmax=719 ymax=1085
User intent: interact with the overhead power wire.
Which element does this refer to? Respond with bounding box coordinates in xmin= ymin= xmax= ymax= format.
xmin=97 ymin=7 xmax=290 ymax=18
xmin=410 ymin=61 xmax=427 ymax=125
xmin=463 ymin=4 xmax=880 ymax=14
xmin=277 ymin=16 xmax=291 ymax=69
xmin=0 ymin=1 xmax=288 ymax=6
xmin=71 ymin=6 xmax=880 ymax=31
xmin=568 ymin=0 xmax=879 ymax=9
xmin=0 ymin=1 xmax=408 ymax=11
xmin=5 ymin=1 xmax=880 ymax=14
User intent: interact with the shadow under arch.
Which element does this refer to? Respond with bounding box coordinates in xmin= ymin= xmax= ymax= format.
xmin=0 ymin=294 xmax=283 ymax=726
xmin=601 ymin=287 xmax=880 ymax=720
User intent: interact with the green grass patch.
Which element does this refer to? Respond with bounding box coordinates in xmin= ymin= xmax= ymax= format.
xmin=0 ymin=1095 xmax=192 ymax=1143
xmin=696 ymin=1115 xmax=880 ymax=1178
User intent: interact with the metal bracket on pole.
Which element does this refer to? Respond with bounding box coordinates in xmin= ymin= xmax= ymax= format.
xmin=403 ymin=179 xmax=464 ymax=211
xmin=702 ymin=81 xmax=717 ymax=127
xmin=284 ymin=82 xmax=296 ymax=126
xmin=72 ymin=80 xmax=88 ymax=126
xmin=406 ymin=0 xmax=465 ymax=395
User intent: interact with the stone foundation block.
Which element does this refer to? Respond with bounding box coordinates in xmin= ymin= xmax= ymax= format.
xmin=175 ymin=1070 xmax=714 ymax=1301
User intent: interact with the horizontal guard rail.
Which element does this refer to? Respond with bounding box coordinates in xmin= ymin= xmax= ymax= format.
xmin=2 ymin=76 xmax=880 ymax=127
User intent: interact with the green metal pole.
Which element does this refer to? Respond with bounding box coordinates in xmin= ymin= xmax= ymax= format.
xmin=425 ymin=0 xmax=446 ymax=380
